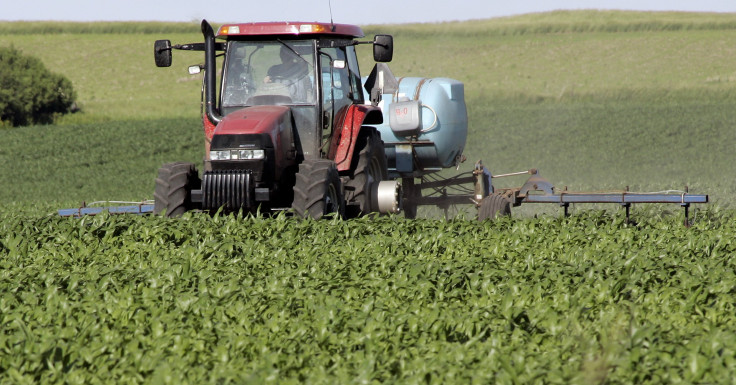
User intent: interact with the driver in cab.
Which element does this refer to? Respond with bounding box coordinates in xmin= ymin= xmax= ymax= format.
xmin=263 ymin=45 xmax=313 ymax=102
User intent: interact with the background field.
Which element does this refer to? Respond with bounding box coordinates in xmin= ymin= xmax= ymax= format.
xmin=0 ymin=10 xmax=734 ymax=212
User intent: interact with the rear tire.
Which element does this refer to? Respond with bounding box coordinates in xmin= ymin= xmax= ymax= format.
xmin=154 ymin=162 xmax=200 ymax=217
xmin=402 ymin=177 xmax=420 ymax=219
xmin=344 ymin=127 xmax=388 ymax=218
xmin=478 ymin=193 xmax=511 ymax=221
xmin=292 ymin=160 xmax=345 ymax=219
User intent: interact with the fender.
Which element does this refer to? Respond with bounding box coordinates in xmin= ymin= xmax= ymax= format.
xmin=203 ymin=114 xmax=217 ymax=155
xmin=330 ymin=104 xmax=384 ymax=172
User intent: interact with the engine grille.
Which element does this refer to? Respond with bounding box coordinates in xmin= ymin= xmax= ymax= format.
xmin=202 ymin=170 xmax=254 ymax=211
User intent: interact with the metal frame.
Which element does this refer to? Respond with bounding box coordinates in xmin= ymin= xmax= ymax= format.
xmin=59 ymin=163 xmax=708 ymax=226
xmin=402 ymin=163 xmax=708 ymax=225
xmin=58 ymin=201 xmax=154 ymax=217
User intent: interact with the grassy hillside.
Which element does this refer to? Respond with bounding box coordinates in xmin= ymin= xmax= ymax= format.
xmin=2 ymin=11 xmax=735 ymax=121
xmin=363 ymin=10 xmax=736 ymax=37
xmin=0 ymin=11 xmax=734 ymax=210
xmin=0 ymin=32 xmax=205 ymax=122
xmin=0 ymin=118 xmax=202 ymax=208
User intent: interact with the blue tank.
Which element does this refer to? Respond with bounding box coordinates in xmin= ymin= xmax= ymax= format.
xmin=362 ymin=77 xmax=468 ymax=177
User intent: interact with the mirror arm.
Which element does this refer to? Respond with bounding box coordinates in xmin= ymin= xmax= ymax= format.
xmin=169 ymin=43 xmax=226 ymax=52
xmin=318 ymin=39 xmax=372 ymax=49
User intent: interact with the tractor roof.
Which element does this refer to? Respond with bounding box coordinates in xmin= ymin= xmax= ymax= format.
xmin=216 ymin=22 xmax=364 ymax=39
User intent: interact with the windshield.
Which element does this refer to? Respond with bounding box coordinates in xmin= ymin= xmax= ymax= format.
xmin=222 ymin=40 xmax=317 ymax=107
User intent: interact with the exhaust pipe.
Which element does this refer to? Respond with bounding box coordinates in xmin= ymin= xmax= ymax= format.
xmin=372 ymin=180 xmax=403 ymax=214
xmin=201 ymin=20 xmax=222 ymax=125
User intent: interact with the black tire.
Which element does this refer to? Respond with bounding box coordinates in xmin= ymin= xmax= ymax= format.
xmin=153 ymin=162 xmax=200 ymax=217
xmin=402 ymin=177 xmax=420 ymax=219
xmin=292 ymin=160 xmax=345 ymax=219
xmin=344 ymin=127 xmax=388 ymax=218
xmin=478 ymin=193 xmax=511 ymax=221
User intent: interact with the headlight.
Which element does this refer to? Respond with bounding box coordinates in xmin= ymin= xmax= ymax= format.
xmin=240 ymin=149 xmax=265 ymax=159
xmin=210 ymin=149 xmax=265 ymax=160
xmin=210 ymin=150 xmax=230 ymax=160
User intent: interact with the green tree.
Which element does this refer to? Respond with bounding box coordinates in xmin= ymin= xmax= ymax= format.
xmin=0 ymin=46 xmax=77 ymax=127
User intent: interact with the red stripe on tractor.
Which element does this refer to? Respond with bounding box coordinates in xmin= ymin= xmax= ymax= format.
xmin=332 ymin=105 xmax=375 ymax=172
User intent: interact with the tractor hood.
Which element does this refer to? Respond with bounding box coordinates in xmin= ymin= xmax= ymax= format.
xmin=214 ymin=105 xmax=291 ymax=137
xmin=211 ymin=105 xmax=296 ymax=166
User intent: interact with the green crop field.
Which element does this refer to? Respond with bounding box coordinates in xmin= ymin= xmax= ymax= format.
xmin=2 ymin=210 xmax=736 ymax=384
xmin=1 ymin=11 xmax=736 ymax=384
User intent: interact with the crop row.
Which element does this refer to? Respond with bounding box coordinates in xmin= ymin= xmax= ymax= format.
xmin=1 ymin=209 xmax=735 ymax=384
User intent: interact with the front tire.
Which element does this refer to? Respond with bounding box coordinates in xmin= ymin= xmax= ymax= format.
xmin=402 ymin=177 xmax=420 ymax=219
xmin=292 ymin=160 xmax=345 ymax=219
xmin=153 ymin=162 xmax=200 ymax=217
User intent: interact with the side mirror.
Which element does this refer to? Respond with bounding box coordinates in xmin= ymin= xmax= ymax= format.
xmin=154 ymin=40 xmax=172 ymax=67
xmin=373 ymin=35 xmax=393 ymax=63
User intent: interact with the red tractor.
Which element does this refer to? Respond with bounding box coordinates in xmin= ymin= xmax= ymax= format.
xmin=153 ymin=20 xmax=401 ymax=218
xmin=144 ymin=20 xmax=707 ymax=225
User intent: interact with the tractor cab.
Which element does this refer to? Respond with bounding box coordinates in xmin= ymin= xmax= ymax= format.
xmin=216 ymin=29 xmax=367 ymax=161
xmin=152 ymin=21 xmax=401 ymax=218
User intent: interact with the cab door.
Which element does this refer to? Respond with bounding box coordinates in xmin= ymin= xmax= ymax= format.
xmin=319 ymin=44 xmax=363 ymax=156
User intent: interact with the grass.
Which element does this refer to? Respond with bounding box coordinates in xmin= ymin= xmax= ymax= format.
xmin=0 ymin=118 xmax=201 ymax=207
xmin=467 ymin=98 xmax=735 ymax=193
xmin=368 ymin=28 xmax=736 ymax=103
xmin=3 ymin=12 xmax=736 ymax=122
xmin=0 ymin=33 xmax=205 ymax=123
